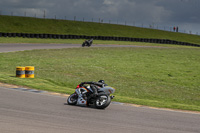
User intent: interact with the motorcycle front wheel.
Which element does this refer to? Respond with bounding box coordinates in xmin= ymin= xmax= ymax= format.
xmin=95 ymin=94 xmax=111 ymax=109
xmin=67 ymin=93 xmax=78 ymax=105
xmin=82 ymin=42 xmax=85 ymax=47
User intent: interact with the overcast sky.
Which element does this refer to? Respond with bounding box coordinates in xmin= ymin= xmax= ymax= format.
xmin=0 ymin=0 xmax=200 ymax=34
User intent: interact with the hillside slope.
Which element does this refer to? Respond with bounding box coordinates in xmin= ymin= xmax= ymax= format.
xmin=0 ymin=15 xmax=200 ymax=44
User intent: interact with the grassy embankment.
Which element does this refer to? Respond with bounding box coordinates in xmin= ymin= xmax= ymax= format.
xmin=0 ymin=15 xmax=200 ymax=45
xmin=0 ymin=15 xmax=200 ymax=111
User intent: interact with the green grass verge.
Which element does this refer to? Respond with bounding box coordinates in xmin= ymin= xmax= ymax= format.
xmin=0 ymin=47 xmax=200 ymax=111
xmin=1 ymin=15 xmax=200 ymax=45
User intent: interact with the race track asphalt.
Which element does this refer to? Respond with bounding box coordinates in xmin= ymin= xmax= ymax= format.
xmin=0 ymin=43 xmax=200 ymax=133
xmin=0 ymin=86 xmax=200 ymax=133
xmin=0 ymin=43 xmax=167 ymax=53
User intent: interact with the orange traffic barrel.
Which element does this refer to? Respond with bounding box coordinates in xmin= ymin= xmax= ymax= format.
xmin=16 ymin=67 xmax=25 ymax=78
xmin=25 ymin=66 xmax=35 ymax=78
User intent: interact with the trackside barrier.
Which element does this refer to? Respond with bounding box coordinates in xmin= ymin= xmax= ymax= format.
xmin=0 ymin=32 xmax=199 ymax=47
xmin=16 ymin=66 xmax=35 ymax=78
xmin=25 ymin=66 xmax=35 ymax=78
xmin=16 ymin=67 xmax=25 ymax=78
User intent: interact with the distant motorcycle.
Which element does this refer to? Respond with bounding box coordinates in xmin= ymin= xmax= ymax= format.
xmin=67 ymin=82 xmax=115 ymax=109
xmin=82 ymin=39 xmax=93 ymax=47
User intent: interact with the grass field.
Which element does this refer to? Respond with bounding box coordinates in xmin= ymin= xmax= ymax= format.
xmin=1 ymin=15 xmax=200 ymax=45
xmin=0 ymin=46 xmax=199 ymax=111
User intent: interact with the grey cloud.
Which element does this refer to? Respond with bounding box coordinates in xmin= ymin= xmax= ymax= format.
xmin=156 ymin=0 xmax=200 ymax=23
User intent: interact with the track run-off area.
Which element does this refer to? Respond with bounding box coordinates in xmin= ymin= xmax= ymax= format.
xmin=0 ymin=43 xmax=169 ymax=53
xmin=0 ymin=43 xmax=200 ymax=133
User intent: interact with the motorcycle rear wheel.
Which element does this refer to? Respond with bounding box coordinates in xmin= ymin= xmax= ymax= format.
xmin=95 ymin=94 xmax=111 ymax=109
xmin=67 ymin=93 xmax=78 ymax=105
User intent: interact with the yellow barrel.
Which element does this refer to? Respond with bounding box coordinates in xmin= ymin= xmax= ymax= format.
xmin=16 ymin=67 xmax=25 ymax=78
xmin=25 ymin=66 xmax=35 ymax=78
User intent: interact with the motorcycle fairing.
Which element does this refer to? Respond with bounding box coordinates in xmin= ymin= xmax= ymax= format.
xmin=75 ymin=87 xmax=88 ymax=106
xmin=98 ymin=86 xmax=115 ymax=95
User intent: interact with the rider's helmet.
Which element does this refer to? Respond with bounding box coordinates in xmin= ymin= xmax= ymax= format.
xmin=98 ymin=80 xmax=108 ymax=87
xmin=98 ymin=80 xmax=105 ymax=84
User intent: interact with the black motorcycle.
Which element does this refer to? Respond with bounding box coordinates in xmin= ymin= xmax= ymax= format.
xmin=82 ymin=39 xmax=93 ymax=47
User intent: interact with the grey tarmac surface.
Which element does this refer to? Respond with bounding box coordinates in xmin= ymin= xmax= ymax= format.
xmin=0 ymin=43 xmax=167 ymax=53
xmin=0 ymin=43 xmax=200 ymax=133
xmin=0 ymin=86 xmax=200 ymax=133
